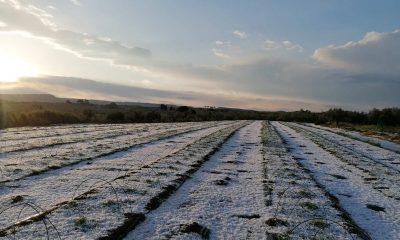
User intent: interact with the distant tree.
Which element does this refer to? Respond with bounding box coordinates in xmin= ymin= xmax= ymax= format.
xmin=18 ymin=114 xmax=28 ymax=126
xmin=368 ymin=108 xmax=381 ymax=125
xmin=30 ymin=111 xmax=79 ymax=125
xmin=77 ymin=99 xmax=90 ymax=104
xmin=326 ymin=108 xmax=346 ymax=126
xmin=177 ymin=106 xmax=189 ymax=113
xmin=106 ymin=112 xmax=125 ymax=122
xmin=83 ymin=109 xmax=94 ymax=122
xmin=146 ymin=111 xmax=161 ymax=122
xmin=134 ymin=111 xmax=145 ymax=122
xmin=106 ymin=102 xmax=118 ymax=109
xmin=380 ymin=108 xmax=399 ymax=126
xmin=160 ymin=104 xmax=168 ymax=111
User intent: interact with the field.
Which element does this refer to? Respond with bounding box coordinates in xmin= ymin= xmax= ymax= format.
xmin=0 ymin=121 xmax=399 ymax=239
xmin=321 ymin=123 xmax=400 ymax=145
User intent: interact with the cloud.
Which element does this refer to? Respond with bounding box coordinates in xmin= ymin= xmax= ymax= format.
xmin=0 ymin=0 xmax=151 ymax=65
xmin=212 ymin=48 xmax=230 ymax=59
xmin=3 ymin=76 xmax=331 ymax=111
xmin=70 ymin=0 xmax=82 ymax=6
xmin=0 ymin=0 xmax=398 ymax=110
xmin=215 ymin=40 xmax=231 ymax=46
xmin=232 ymin=30 xmax=247 ymax=39
xmin=153 ymin=57 xmax=400 ymax=109
xmin=263 ymin=40 xmax=280 ymax=50
xmin=263 ymin=39 xmax=303 ymax=52
xmin=213 ymin=41 xmax=232 ymax=59
xmin=313 ymin=29 xmax=400 ymax=73
xmin=282 ymin=40 xmax=303 ymax=52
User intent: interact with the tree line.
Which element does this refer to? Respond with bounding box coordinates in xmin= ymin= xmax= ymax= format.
xmin=263 ymin=108 xmax=400 ymax=126
xmin=0 ymin=100 xmax=399 ymax=129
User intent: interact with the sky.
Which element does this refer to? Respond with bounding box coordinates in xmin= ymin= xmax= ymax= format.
xmin=0 ymin=0 xmax=399 ymax=111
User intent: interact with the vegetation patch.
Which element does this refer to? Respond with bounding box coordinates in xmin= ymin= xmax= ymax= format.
xmin=98 ymin=213 xmax=145 ymax=240
xmin=233 ymin=214 xmax=260 ymax=219
xmin=311 ymin=219 xmax=328 ymax=229
xmin=67 ymin=200 xmax=79 ymax=209
xmin=145 ymin=184 xmax=176 ymax=211
xmin=180 ymin=222 xmax=210 ymax=239
xmin=298 ymin=189 xmax=314 ymax=199
xmin=265 ymin=218 xmax=288 ymax=227
xmin=213 ymin=176 xmax=231 ymax=186
xmin=300 ymin=201 xmax=318 ymax=210
xmin=366 ymin=204 xmax=385 ymax=212
xmin=330 ymin=174 xmax=347 ymax=180
xmin=102 ymin=200 xmax=119 ymax=207
xmin=74 ymin=216 xmax=87 ymax=227
xmin=10 ymin=195 xmax=24 ymax=204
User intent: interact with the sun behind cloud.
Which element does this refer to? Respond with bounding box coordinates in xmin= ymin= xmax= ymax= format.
xmin=0 ymin=54 xmax=38 ymax=82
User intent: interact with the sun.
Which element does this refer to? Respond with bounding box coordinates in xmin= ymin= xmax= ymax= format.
xmin=0 ymin=54 xmax=38 ymax=82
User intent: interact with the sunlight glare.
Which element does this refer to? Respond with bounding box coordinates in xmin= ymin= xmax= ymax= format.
xmin=0 ymin=54 xmax=38 ymax=82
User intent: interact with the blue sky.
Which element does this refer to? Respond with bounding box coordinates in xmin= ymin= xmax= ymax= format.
xmin=0 ymin=0 xmax=399 ymax=110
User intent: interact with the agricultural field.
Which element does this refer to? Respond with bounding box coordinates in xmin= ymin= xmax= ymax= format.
xmin=0 ymin=121 xmax=399 ymax=239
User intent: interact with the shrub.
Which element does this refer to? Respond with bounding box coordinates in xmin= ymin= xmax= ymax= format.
xmin=106 ymin=112 xmax=125 ymax=122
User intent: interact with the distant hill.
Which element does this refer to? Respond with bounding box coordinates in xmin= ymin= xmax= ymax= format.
xmin=0 ymin=94 xmax=63 ymax=103
xmin=0 ymin=93 xmax=165 ymax=108
xmin=75 ymin=99 xmax=162 ymax=108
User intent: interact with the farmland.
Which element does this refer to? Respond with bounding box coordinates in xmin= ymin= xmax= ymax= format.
xmin=0 ymin=121 xmax=399 ymax=239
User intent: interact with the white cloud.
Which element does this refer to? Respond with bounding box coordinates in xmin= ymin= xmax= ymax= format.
xmin=232 ymin=30 xmax=247 ymax=39
xmin=313 ymin=29 xmax=400 ymax=73
xmin=0 ymin=0 xmax=151 ymax=63
xmin=263 ymin=40 xmax=280 ymax=50
xmin=70 ymin=0 xmax=82 ymax=6
xmin=263 ymin=39 xmax=303 ymax=52
xmin=282 ymin=40 xmax=303 ymax=52
xmin=212 ymin=48 xmax=230 ymax=59
xmin=140 ymin=79 xmax=153 ymax=86
xmin=0 ymin=0 xmax=398 ymax=109
xmin=6 ymin=76 xmax=332 ymax=111
xmin=215 ymin=40 xmax=231 ymax=46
